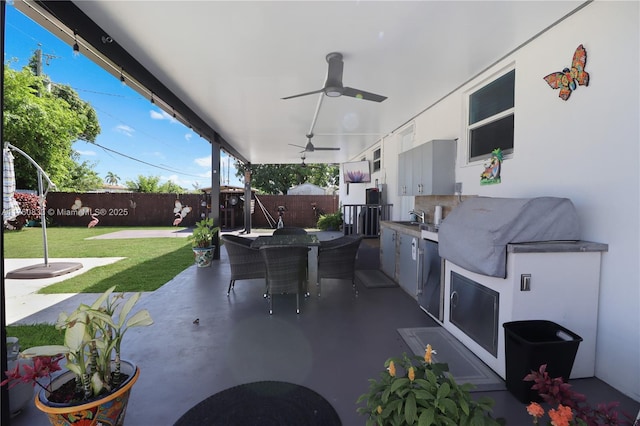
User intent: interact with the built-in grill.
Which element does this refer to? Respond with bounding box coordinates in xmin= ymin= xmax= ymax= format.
xmin=438 ymin=197 xmax=580 ymax=278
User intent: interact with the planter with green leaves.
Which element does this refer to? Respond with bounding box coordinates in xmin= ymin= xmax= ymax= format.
xmin=317 ymin=211 xmax=343 ymax=231
xmin=1 ymin=286 xmax=153 ymax=426
xmin=189 ymin=217 xmax=219 ymax=267
xmin=357 ymin=346 xmax=504 ymax=426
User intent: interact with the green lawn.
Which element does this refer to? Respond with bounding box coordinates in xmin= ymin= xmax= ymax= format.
xmin=6 ymin=324 xmax=64 ymax=349
xmin=4 ymin=227 xmax=195 ymax=293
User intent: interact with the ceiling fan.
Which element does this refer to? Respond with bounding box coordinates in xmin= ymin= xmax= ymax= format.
xmin=289 ymin=133 xmax=340 ymax=152
xmin=282 ymin=52 xmax=387 ymax=102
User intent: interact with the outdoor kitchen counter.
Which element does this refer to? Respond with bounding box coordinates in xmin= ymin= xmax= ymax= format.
xmin=507 ymin=240 xmax=608 ymax=253
xmin=380 ymin=220 xmax=434 ymax=238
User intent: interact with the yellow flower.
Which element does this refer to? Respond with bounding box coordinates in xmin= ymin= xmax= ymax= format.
xmin=408 ymin=366 xmax=415 ymax=382
xmin=377 ymin=405 xmax=383 ymax=414
xmin=424 ymin=344 xmax=437 ymax=364
xmin=387 ymin=361 xmax=396 ymax=377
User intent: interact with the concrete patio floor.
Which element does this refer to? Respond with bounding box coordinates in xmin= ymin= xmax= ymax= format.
xmin=5 ymin=229 xmax=640 ymax=425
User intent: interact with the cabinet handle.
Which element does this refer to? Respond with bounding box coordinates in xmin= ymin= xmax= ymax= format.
xmin=416 ymin=248 xmax=424 ymax=295
xmin=450 ymin=290 xmax=459 ymax=309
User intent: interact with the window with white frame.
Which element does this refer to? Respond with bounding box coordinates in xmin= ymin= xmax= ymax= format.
xmin=467 ymin=69 xmax=515 ymax=163
xmin=373 ymin=147 xmax=381 ymax=172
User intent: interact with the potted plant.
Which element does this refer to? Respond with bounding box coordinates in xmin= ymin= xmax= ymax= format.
xmin=357 ymin=345 xmax=505 ymax=426
xmin=317 ymin=210 xmax=343 ymax=231
xmin=1 ymin=286 xmax=153 ymax=426
xmin=188 ymin=217 xmax=219 ymax=267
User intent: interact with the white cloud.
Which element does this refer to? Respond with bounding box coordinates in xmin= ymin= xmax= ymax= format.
xmin=115 ymin=124 xmax=134 ymax=136
xmin=160 ymin=174 xmax=190 ymax=187
xmin=76 ymin=150 xmax=96 ymax=156
xmin=195 ymin=156 xmax=211 ymax=167
xmin=150 ymin=109 xmax=177 ymax=123
xmin=185 ymin=133 xmax=193 ymax=141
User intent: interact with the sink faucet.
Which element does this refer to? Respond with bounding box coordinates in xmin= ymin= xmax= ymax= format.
xmin=409 ymin=209 xmax=426 ymax=223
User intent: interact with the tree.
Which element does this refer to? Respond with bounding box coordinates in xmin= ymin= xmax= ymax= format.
xmin=158 ymin=180 xmax=186 ymax=194
xmin=3 ymin=64 xmax=101 ymax=190
xmin=234 ymin=162 xmax=339 ymax=195
xmin=105 ymin=172 xmax=121 ymax=185
xmin=125 ymin=175 xmax=161 ymax=193
xmin=125 ymin=175 xmax=185 ymax=193
xmin=60 ymin=158 xmax=104 ymax=192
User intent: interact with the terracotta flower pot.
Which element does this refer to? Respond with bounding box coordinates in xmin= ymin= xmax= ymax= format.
xmin=35 ymin=360 xmax=139 ymax=426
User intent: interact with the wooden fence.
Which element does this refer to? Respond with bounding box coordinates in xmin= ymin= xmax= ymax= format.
xmin=43 ymin=192 xmax=339 ymax=229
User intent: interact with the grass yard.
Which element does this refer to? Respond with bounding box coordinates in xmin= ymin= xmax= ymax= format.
xmin=6 ymin=324 xmax=64 ymax=349
xmin=4 ymin=227 xmax=195 ymax=294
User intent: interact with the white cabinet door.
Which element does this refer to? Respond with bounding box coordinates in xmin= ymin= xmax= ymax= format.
xmin=398 ymin=233 xmax=418 ymax=298
xmin=380 ymin=227 xmax=396 ymax=279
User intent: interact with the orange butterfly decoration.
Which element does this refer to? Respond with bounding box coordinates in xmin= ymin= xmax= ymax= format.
xmin=543 ymin=44 xmax=589 ymax=101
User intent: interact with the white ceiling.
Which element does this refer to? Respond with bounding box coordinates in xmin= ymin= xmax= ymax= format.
xmin=20 ymin=1 xmax=587 ymax=165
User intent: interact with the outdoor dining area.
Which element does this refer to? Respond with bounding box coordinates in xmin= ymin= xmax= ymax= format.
xmin=222 ymin=227 xmax=364 ymax=314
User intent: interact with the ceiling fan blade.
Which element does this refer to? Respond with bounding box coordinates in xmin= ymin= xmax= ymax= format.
xmin=342 ymin=87 xmax=387 ymax=102
xmin=288 ymin=143 xmax=308 ymax=152
xmin=281 ymin=88 xmax=324 ymax=100
xmin=312 ymin=147 xmax=341 ymax=151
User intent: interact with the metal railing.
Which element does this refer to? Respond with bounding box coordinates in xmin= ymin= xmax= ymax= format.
xmin=342 ymin=204 xmax=393 ymax=238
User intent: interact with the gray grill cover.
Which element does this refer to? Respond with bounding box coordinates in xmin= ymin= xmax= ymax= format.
xmin=438 ymin=197 xmax=580 ymax=278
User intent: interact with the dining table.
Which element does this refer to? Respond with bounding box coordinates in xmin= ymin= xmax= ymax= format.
xmin=250 ymin=234 xmax=320 ymax=295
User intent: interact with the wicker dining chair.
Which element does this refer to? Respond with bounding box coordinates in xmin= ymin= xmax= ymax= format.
xmin=221 ymin=234 xmax=266 ymax=296
xmin=259 ymin=245 xmax=310 ymax=314
xmin=317 ymin=234 xmax=364 ymax=296
xmin=273 ymin=227 xmax=308 ymax=235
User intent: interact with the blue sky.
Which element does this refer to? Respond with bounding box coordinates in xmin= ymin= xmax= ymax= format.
xmin=4 ymin=5 xmax=242 ymax=189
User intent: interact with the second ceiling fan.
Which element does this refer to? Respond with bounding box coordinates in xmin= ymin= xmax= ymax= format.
xmin=289 ymin=133 xmax=340 ymax=152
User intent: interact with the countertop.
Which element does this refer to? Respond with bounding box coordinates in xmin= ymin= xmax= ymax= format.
xmin=381 ymin=221 xmax=608 ymax=251
xmin=380 ymin=220 xmax=439 ymax=241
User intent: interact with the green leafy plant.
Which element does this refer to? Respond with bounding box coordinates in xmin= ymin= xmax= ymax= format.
xmin=317 ymin=210 xmax=343 ymax=231
xmin=188 ymin=217 xmax=219 ymax=248
xmin=524 ymin=364 xmax=633 ymax=426
xmin=357 ymin=346 xmax=504 ymax=426
xmin=3 ymin=286 xmax=153 ymax=404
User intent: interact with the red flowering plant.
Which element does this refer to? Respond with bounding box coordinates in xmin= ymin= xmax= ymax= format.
xmin=4 ymin=192 xmax=42 ymax=230
xmin=1 ymin=354 xmax=64 ymax=393
xmin=524 ymin=364 xmax=634 ymax=426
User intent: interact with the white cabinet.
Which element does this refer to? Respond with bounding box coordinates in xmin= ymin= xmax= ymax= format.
xmin=442 ymin=242 xmax=607 ymax=380
xmin=398 ymin=233 xmax=418 ymax=298
xmin=380 ymin=227 xmax=397 ymax=279
xmin=380 ymin=222 xmax=423 ymax=301
xmin=397 ymin=150 xmax=413 ymax=195
xmin=397 ymin=139 xmax=456 ymax=196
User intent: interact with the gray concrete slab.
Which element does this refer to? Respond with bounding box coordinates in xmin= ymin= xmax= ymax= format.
xmin=4 ymin=257 xmax=125 ymax=325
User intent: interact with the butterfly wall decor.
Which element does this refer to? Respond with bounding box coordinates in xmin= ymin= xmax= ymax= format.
xmin=543 ymin=44 xmax=589 ymax=101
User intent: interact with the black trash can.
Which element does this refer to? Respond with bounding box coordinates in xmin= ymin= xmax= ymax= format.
xmin=503 ymin=320 xmax=582 ymax=404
